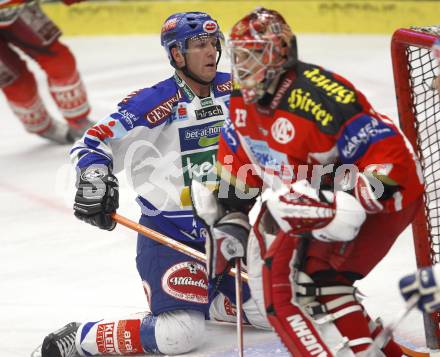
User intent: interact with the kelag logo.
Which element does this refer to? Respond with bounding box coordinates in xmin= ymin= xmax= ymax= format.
xmin=179 ymin=120 xmax=223 ymax=151
xmin=195 ymin=105 xmax=224 ymax=120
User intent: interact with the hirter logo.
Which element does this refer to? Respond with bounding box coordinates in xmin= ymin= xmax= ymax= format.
xmin=162 ymin=262 xmax=208 ymax=304
xmin=203 ymin=20 xmax=218 ymax=33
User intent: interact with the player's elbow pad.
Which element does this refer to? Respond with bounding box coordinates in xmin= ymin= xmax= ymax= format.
xmin=312 ymin=191 xmax=366 ymax=242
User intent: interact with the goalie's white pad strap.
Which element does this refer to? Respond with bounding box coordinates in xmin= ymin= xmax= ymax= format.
xmin=296 ymin=284 xmax=356 ymax=297
xmin=332 ymin=337 xmax=373 ymax=353
xmin=315 ymin=305 xmax=363 ymax=324
xmin=348 ymin=337 xmax=374 ymax=347
xmin=325 ymin=295 xmax=358 ymax=311
xmin=306 ymin=295 xmax=357 ymax=316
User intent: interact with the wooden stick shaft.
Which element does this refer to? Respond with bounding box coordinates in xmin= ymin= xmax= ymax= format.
xmin=112 ymin=213 xmax=249 ymax=282
xmin=235 ymin=258 xmax=244 ymax=357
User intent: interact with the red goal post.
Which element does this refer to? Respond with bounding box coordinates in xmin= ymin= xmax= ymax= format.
xmin=391 ymin=26 xmax=440 ymax=349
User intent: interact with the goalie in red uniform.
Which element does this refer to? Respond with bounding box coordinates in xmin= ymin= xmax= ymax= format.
xmin=0 ymin=0 xmax=91 ymax=144
xmin=192 ymin=7 xmax=425 ymax=356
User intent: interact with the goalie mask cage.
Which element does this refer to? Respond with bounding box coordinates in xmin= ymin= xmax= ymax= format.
xmin=391 ymin=26 xmax=440 ymax=349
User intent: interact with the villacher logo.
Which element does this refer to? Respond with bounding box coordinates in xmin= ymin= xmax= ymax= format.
xmin=195 ymin=105 xmax=223 ymax=120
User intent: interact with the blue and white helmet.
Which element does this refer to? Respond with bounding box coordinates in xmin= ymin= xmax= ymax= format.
xmin=160 ymin=12 xmax=223 ymax=68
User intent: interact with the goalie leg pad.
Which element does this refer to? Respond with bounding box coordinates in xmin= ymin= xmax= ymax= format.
xmin=262 ymin=231 xmax=334 ymax=356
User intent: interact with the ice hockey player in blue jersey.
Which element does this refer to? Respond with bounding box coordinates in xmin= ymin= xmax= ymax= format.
xmin=37 ymin=11 xmax=269 ymax=357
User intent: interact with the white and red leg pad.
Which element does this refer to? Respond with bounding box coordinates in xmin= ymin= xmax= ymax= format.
xmin=262 ymin=231 xmax=335 ymax=356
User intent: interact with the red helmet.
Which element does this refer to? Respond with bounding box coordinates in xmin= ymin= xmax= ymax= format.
xmin=228 ymin=8 xmax=297 ymax=103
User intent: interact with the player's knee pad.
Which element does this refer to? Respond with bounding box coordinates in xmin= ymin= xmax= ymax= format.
xmin=154 ymin=309 xmax=205 ymax=355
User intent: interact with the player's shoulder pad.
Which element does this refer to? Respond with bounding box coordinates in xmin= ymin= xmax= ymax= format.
xmin=281 ymin=61 xmax=364 ymax=135
xmin=212 ymin=72 xmax=232 ymax=97
xmin=116 ymin=76 xmax=180 ymax=129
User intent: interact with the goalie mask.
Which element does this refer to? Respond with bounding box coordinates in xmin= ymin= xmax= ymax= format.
xmin=161 ymin=12 xmax=224 ymax=85
xmin=227 ymin=8 xmax=298 ymax=103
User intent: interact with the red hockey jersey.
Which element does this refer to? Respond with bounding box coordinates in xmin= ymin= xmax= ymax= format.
xmin=217 ymin=61 xmax=424 ymax=213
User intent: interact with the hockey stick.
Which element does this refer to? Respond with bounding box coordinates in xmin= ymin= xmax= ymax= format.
xmin=366 ymin=294 xmax=419 ymax=357
xmin=234 ymin=258 xmax=244 ymax=357
xmin=111 ymin=213 xmax=249 ymax=282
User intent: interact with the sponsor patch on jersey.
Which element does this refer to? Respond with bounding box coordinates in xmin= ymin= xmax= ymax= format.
xmin=337 ymin=114 xmax=396 ymax=163
xmin=144 ymin=91 xmax=182 ymax=127
xmin=179 ymin=120 xmax=223 ymax=151
xmin=195 ymin=105 xmax=224 ymax=120
xmin=182 ymin=150 xmax=217 ymax=185
xmin=287 ymin=88 xmax=334 ymax=127
xmin=243 ymin=136 xmax=292 ymax=178
xmin=162 ymin=262 xmax=208 ymax=304
xmin=96 ymin=322 xmax=116 ymax=354
xmin=200 ymin=97 xmax=214 ymax=107
xmin=113 ymin=109 xmax=139 ymax=129
xmin=116 ymin=320 xmax=143 ymax=355
xmin=303 ymin=67 xmax=357 ymax=104
xmin=271 ymin=117 xmax=295 ymax=144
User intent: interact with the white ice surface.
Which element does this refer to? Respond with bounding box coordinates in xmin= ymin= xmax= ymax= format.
xmin=0 ymin=34 xmax=426 ymax=356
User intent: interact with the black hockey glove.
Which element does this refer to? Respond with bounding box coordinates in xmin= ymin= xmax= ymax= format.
xmin=73 ymin=165 xmax=119 ymax=231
